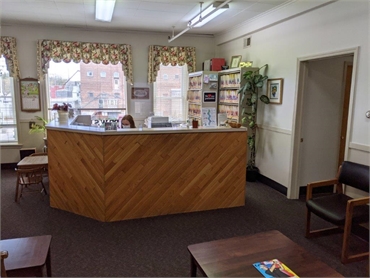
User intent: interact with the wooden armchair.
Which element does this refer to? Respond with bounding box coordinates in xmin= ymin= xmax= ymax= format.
xmin=305 ymin=161 xmax=369 ymax=263
xmin=15 ymin=167 xmax=47 ymax=202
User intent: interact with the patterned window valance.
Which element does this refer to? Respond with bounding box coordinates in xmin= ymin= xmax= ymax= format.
xmin=0 ymin=36 xmax=21 ymax=79
xmin=148 ymin=45 xmax=196 ymax=83
xmin=37 ymin=40 xmax=133 ymax=84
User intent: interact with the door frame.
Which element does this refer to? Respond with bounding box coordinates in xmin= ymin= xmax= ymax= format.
xmin=287 ymin=47 xmax=359 ymax=199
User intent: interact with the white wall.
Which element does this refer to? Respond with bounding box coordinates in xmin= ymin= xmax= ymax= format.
xmin=0 ymin=26 xmax=216 ymax=162
xmin=215 ymin=0 xmax=370 ymax=191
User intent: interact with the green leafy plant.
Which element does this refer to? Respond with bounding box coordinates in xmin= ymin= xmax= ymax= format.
xmin=238 ymin=64 xmax=269 ymax=170
xmin=29 ymin=116 xmax=48 ymax=135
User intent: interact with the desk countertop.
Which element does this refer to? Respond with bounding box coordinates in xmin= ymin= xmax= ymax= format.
xmin=46 ymin=121 xmax=247 ymax=135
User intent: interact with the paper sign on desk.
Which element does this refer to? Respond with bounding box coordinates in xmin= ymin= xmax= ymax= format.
xmin=201 ymin=107 xmax=217 ymax=127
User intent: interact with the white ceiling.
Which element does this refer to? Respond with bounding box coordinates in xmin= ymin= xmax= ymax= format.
xmin=0 ymin=0 xmax=289 ymax=36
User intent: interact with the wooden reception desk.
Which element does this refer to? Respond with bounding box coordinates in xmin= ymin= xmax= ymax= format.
xmin=46 ymin=122 xmax=247 ymax=222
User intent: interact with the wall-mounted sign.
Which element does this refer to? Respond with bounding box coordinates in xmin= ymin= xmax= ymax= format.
xmin=131 ymin=87 xmax=149 ymax=99
xmin=203 ymin=91 xmax=216 ymax=103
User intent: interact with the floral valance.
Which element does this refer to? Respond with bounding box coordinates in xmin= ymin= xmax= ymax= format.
xmin=148 ymin=45 xmax=196 ymax=83
xmin=37 ymin=40 xmax=133 ymax=84
xmin=0 ymin=36 xmax=21 ymax=79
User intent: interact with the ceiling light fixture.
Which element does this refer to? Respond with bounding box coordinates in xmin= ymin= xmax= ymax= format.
xmin=188 ymin=1 xmax=229 ymax=28
xmin=168 ymin=0 xmax=231 ymax=43
xmin=95 ymin=0 xmax=116 ymax=22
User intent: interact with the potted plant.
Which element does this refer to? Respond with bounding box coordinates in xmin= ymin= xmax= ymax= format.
xmin=52 ymin=102 xmax=72 ymax=123
xmin=238 ymin=64 xmax=269 ymax=182
xmin=29 ymin=116 xmax=49 ymax=151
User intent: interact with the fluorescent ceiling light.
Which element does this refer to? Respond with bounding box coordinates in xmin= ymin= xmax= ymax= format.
xmin=189 ymin=1 xmax=229 ymax=28
xmin=95 ymin=0 xmax=116 ymax=22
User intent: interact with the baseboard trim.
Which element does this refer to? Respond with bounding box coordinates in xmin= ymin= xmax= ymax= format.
xmin=258 ymin=174 xmax=287 ymax=196
xmin=258 ymin=175 xmax=334 ymax=197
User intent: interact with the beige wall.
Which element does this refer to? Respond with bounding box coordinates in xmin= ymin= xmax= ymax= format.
xmin=214 ymin=0 xmax=369 ymax=197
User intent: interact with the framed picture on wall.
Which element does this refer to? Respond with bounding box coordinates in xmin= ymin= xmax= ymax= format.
xmin=267 ymin=78 xmax=284 ymax=104
xmin=230 ymin=55 xmax=242 ymax=68
xmin=131 ymin=87 xmax=149 ymax=99
xmin=19 ymin=78 xmax=41 ymax=112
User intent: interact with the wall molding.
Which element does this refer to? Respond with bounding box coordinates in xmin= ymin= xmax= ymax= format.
xmin=258 ymin=124 xmax=292 ymax=135
xmin=349 ymin=142 xmax=370 ymax=153
xmin=216 ymin=0 xmax=338 ymax=45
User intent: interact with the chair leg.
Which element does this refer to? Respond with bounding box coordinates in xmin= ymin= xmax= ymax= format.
xmin=341 ymin=207 xmax=369 ymax=263
xmin=305 ymin=209 xmax=312 ymax=238
xmin=15 ymin=180 xmax=19 ymax=202
xmin=41 ymin=181 xmax=47 ymax=195
xmin=341 ymin=215 xmax=352 ymax=263
xmin=305 ymin=209 xmax=342 ymax=238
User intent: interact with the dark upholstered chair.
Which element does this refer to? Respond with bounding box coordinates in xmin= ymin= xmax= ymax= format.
xmin=305 ymin=161 xmax=369 ymax=264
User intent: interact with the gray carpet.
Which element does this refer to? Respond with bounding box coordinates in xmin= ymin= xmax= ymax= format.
xmin=1 ymin=168 xmax=368 ymax=277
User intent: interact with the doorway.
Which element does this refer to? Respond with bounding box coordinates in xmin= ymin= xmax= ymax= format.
xmin=288 ymin=48 xmax=357 ymax=199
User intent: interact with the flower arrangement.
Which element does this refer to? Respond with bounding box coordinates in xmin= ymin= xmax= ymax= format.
xmin=52 ymin=102 xmax=71 ymax=111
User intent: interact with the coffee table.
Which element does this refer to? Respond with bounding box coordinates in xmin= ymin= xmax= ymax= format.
xmin=0 ymin=235 xmax=52 ymax=277
xmin=187 ymin=230 xmax=342 ymax=277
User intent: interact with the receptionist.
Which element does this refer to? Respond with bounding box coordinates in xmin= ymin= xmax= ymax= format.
xmin=121 ymin=114 xmax=136 ymax=128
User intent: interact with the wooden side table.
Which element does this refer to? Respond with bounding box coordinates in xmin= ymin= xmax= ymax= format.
xmin=0 ymin=235 xmax=52 ymax=277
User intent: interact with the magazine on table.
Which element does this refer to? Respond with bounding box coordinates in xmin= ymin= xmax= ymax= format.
xmin=253 ymin=259 xmax=299 ymax=278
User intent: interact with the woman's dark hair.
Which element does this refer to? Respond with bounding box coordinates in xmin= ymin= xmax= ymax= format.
xmin=122 ymin=114 xmax=136 ymax=128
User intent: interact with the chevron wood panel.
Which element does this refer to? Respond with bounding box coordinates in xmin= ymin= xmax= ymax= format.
xmin=48 ymin=130 xmax=105 ymax=221
xmin=104 ymin=131 xmax=247 ymax=222
xmin=48 ymin=129 xmax=247 ymax=222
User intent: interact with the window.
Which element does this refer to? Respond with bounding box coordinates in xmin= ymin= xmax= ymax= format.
xmin=0 ymin=56 xmax=17 ymax=143
xmin=174 ymin=74 xmax=179 ymax=79
xmin=47 ymin=61 xmax=127 ymax=121
xmin=153 ymin=64 xmax=188 ymax=122
xmin=114 ymin=79 xmax=119 ymax=89
xmin=100 ymin=71 xmax=106 ymax=78
xmin=163 ymin=74 xmax=168 ymax=80
xmin=113 ymin=72 xmax=119 ymax=78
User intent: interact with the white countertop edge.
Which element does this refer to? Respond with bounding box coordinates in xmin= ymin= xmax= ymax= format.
xmin=46 ymin=122 xmax=247 ymax=135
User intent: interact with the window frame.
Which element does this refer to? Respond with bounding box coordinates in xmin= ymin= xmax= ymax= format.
xmin=44 ymin=60 xmax=128 ymax=122
xmin=153 ymin=64 xmax=188 ymax=122
xmin=0 ymin=56 xmax=19 ymax=144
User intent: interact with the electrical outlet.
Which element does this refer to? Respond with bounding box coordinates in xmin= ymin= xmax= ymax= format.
xmin=29 ymin=121 xmax=35 ymax=129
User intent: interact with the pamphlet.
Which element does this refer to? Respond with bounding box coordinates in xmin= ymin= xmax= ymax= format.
xmin=253 ymin=259 xmax=299 ymax=278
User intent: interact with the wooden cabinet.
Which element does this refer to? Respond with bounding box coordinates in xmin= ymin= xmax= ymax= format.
xmin=218 ymin=67 xmax=258 ymax=123
xmin=188 ymin=71 xmax=218 ymax=126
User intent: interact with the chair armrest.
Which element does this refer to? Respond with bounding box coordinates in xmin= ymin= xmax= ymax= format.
xmin=345 ymin=197 xmax=369 ymax=226
xmin=306 ymin=178 xmax=339 ymax=200
xmin=348 ymin=196 xmax=370 ymax=207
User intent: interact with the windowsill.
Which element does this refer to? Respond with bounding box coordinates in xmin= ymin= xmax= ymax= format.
xmin=0 ymin=143 xmax=23 ymax=149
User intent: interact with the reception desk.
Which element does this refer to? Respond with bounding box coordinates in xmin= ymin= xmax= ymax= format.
xmin=46 ymin=122 xmax=247 ymax=222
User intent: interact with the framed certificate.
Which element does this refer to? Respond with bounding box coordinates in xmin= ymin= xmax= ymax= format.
xmin=20 ymin=78 xmax=41 ymax=112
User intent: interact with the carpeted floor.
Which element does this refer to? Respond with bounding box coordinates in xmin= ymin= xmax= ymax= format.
xmin=1 ymin=168 xmax=368 ymax=277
